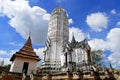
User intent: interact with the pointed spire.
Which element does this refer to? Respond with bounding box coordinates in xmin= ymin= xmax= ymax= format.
xmin=25 ymin=36 xmax=32 ymax=46
xmin=21 ymin=36 xmax=34 ymax=53
xmin=29 ymin=28 xmax=32 ymax=38
xmin=109 ymin=62 xmax=113 ymax=70
xmin=71 ymin=32 xmax=76 ymax=43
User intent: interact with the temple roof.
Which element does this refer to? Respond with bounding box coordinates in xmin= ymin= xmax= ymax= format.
xmin=10 ymin=36 xmax=40 ymax=61
xmin=68 ymin=35 xmax=77 ymax=49
xmin=68 ymin=38 xmax=91 ymax=51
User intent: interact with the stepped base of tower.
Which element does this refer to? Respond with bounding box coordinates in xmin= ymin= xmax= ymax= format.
xmin=40 ymin=61 xmax=61 ymax=73
xmin=40 ymin=61 xmax=97 ymax=74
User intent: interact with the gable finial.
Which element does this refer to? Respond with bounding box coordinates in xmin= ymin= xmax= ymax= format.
xmin=71 ymin=32 xmax=76 ymax=43
xmin=29 ymin=28 xmax=32 ymax=38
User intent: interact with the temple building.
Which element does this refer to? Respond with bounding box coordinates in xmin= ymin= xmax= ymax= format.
xmin=41 ymin=6 xmax=92 ymax=73
xmin=9 ymin=36 xmax=40 ymax=75
xmin=1 ymin=5 xmax=119 ymax=80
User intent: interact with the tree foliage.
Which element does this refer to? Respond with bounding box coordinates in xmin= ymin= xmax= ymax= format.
xmin=4 ymin=64 xmax=11 ymax=69
xmin=92 ymin=50 xmax=104 ymax=63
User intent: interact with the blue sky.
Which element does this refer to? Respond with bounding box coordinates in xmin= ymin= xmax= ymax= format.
xmin=0 ymin=0 xmax=120 ymax=69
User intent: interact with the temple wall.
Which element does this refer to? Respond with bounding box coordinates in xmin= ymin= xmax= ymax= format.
xmin=60 ymin=54 xmax=65 ymax=66
xmin=1 ymin=71 xmax=120 ymax=80
xmin=10 ymin=57 xmax=37 ymax=75
xmin=74 ymin=48 xmax=88 ymax=63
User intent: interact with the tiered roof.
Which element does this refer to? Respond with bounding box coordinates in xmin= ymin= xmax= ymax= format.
xmin=10 ymin=36 xmax=40 ymax=61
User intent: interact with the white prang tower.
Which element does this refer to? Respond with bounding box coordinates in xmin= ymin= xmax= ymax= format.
xmin=42 ymin=6 xmax=69 ymax=72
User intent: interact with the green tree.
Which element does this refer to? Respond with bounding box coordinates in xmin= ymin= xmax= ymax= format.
xmin=92 ymin=50 xmax=104 ymax=63
xmin=4 ymin=64 xmax=11 ymax=69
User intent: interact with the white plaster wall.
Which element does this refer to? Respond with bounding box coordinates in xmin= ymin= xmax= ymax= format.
xmin=10 ymin=56 xmax=38 ymax=75
xmin=74 ymin=48 xmax=88 ymax=63
xmin=60 ymin=54 xmax=65 ymax=66
xmin=10 ymin=61 xmax=15 ymax=72
xmin=49 ymin=42 xmax=62 ymax=67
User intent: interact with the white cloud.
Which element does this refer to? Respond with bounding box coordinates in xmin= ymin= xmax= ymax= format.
xmin=88 ymin=39 xmax=106 ymax=51
xmin=34 ymin=48 xmax=44 ymax=60
xmin=116 ymin=21 xmax=120 ymax=26
xmin=69 ymin=27 xmax=85 ymax=42
xmin=0 ymin=49 xmax=17 ymax=56
xmin=0 ymin=0 xmax=75 ymax=45
xmin=0 ymin=50 xmax=7 ymax=55
xmin=106 ymin=28 xmax=120 ymax=68
xmin=8 ymin=42 xmax=23 ymax=47
xmin=88 ymin=28 xmax=120 ymax=68
xmin=86 ymin=12 xmax=108 ymax=32
xmin=0 ymin=49 xmax=18 ymax=65
xmin=34 ymin=48 xmax=44 ymax=65
xmin=107 ymin=28 xmax=120 ymax=52
xmin=0 ymin=0 xmax=50 ymax=45
xmin=0 ymin=0 xmax=3 ymax=16
xmin=68 ymin=18 xmax=73 ymax=24
xmin=110 ymin=9 xmax=116 ymax=14
xmin=0 ymin=58 xmax=11 ymax=66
